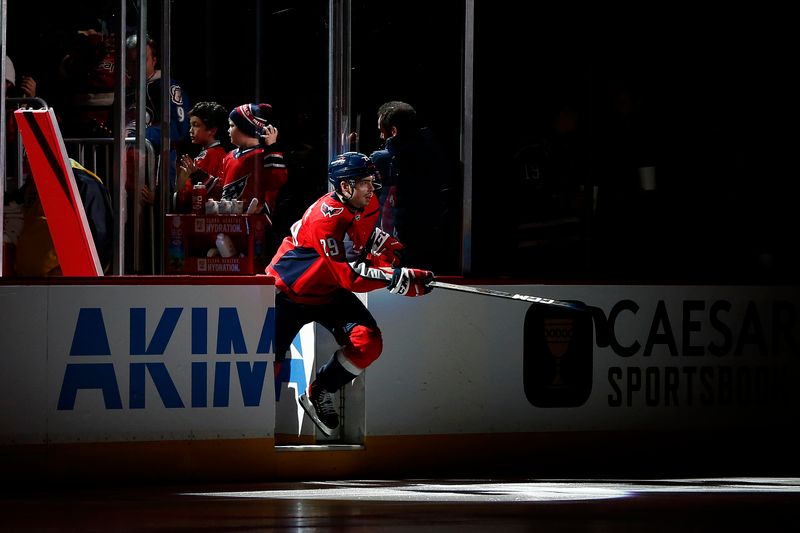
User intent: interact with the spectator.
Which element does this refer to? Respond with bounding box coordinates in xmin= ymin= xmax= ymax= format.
xmin=9 ymin=159 xmax=113 ymax=276
xmin=57 ymin=27 xmax=116 ymax=137
xmin=219 ymin=103 xmax=288 ymax=216
xmin=190 ymin=103 xmax=288 ymax=253
xmin=174 ymin=101 xmax=229 ymax=213
xmin=125 ymin=33 xmax=191 ymax=192
xmin=123 ymin=34 xmax=190 ymax=273
xmin=370 ymin=101 xmax=457 ymax=272
xmin=5 ymin=55 xmax=37 ymax=99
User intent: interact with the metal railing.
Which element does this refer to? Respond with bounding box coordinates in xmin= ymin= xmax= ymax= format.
xmin=63 ymin=136 xmax=157 ymax=274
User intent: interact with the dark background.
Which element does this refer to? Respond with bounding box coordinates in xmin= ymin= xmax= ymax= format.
xmin=6 ymin=1 xmax=797 ymax=282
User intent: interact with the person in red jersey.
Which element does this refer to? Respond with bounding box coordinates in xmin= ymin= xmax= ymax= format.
xmin=188 ymin=102 xmax=288 ymax=253
xmin=266 ymin=152 xmax=435 ymax=436
xmin=219 ymin=103 xmax=288 ymax=220
xmin=191 ymin=103 xmax=288 ymax=216
xmin=174 ymin=101 xmax=229 ymax=213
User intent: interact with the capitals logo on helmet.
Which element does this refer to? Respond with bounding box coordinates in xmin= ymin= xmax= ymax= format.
xmin=328 ymin=152 xmax=382 ymax=191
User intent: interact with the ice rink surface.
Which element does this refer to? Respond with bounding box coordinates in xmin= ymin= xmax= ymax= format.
xmin=2 ymin=477 xmax=799 ymax=531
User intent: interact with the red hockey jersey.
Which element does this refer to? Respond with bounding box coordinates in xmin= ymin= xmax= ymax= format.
xmin=175 ymin=141 xmax=226 ymax=212
xmin=220 ymin=144 xmax=288 ymax=218
xmin=266 ymin=192 xmax=394 ymax=304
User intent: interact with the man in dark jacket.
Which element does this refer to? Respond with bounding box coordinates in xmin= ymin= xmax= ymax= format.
xmin=370 ymin=101 xmax=458 ymax=272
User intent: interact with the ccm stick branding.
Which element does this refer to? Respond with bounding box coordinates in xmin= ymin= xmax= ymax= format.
xmin=58 ymin=307 xmax=277 ymax=410
xmin=604 ymin=299 xmax=798 ymax=409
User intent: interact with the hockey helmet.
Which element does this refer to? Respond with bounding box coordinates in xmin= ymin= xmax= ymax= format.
xmin=328 ymin=152 xmax=381 ymax=190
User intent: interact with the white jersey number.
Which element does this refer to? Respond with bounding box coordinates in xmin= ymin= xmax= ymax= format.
xmin=320 ymin=237 xmax=340 ymax=257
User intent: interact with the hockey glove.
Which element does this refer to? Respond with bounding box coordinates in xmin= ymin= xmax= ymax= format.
xmin=388 ymin=267 xmax=434 ymax=297
xmin=368 ymin=227 xmax=404 ymax=268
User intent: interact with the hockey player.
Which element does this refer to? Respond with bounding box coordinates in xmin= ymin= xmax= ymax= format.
xmin=266 ymin=152 xmax=435 ymax=436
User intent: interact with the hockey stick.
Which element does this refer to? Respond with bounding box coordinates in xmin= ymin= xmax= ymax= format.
xmin=427 ymin=280 xmax=587 ymax=312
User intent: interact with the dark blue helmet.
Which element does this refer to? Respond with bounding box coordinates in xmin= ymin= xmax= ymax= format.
xmin=328 ymin=152 xmax=381 ymax=190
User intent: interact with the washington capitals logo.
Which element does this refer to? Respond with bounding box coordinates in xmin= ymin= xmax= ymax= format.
xmin=321 ymin=203 xmax=344 ymax=217
xmin=221 ymin=175 xmax=248 ymax=200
